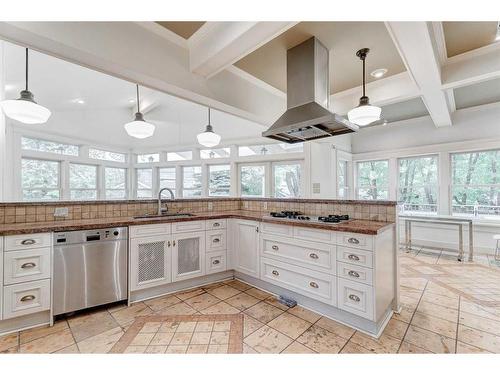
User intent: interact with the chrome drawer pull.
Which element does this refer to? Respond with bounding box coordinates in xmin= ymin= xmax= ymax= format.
xmin=349 ymin=294 xmax=361 ymax=302
xmin=213 ymin=238 xmax=220 ymax=243
xmin=173 ymin=240 xmax=176 ymax=247
xmin=348 ymin=270 xmax=360 ymax=278
xmin=272 ymin=270 xmax=279 ymax=276
xmin=309 ymin=253 xmax=319 ymax=259
xmin=167 ymin=241 xmax=171 ymax=247
xmin=21 ymin=239 xmax=36 ymax=245
xmin=348 ymin=237 xmax=360 ymax=244
xmin=213 ymin=222 xmax=220 ymax=227
xmin=20 ymin=295 xmax=36 ymax=302
xmin=212 ymin=260 xmax=220 ymax=265
xmin=348 ymin=254 xmax=360 ymax=261
xmin=272 ymin=245 xmax=279 ymax=251
xmin=309 ymin=281 xmax=319 ymax=288
xmin=21 ymin=262 xmax=37 ymax=269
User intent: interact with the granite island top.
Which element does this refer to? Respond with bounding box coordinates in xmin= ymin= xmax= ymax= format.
xmin=0 ymin=210 xmax=395 ymax=236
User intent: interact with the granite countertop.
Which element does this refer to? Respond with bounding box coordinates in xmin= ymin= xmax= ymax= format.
xmin=0 ymin=210 xmax=395 ymax=236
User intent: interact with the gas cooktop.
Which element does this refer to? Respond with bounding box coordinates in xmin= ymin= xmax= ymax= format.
xmin=268 ymin=211 xmax=350 ymax=223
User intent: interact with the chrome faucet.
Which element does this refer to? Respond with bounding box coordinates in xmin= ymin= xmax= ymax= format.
xmin=158 ymin=187 xmax=175 ymax=215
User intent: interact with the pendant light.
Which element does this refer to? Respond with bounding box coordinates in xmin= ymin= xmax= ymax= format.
xmin=197 ymin=107 xmax=221 ymax=147
xmin=0 ymin=48 xmax=51 ymax=124
xmin=347 ymin=48 xmax=381 ymax=126
xmin=124 ymin=84 xmax=155 ymax=139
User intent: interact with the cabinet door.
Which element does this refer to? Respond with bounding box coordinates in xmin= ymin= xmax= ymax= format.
xmin=172 ymin=232 xmax=206 ymax=282
xmin=234 ymin=220 xmax=259 ymax=278
xmin=129 ymin=235 xmax=171 ymax=291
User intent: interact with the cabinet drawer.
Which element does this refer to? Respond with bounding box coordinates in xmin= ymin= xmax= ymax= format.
xmin=206 ymin=219 xmax=226 ymax=230
xmin=260 ymin=222 xmax=293 ymax=236
xmin=4 ymin=233 xmax=51 ymax=251
xmin=337 ymin=246 xmax=373 ymax=268
xmin=337 ymin=261 xmax=373 ymax=286
xmin=130 ymin=224 xmax=171 ymax=238
xmin=337 ymin=278 xmax=374 ymax=320
xmin=337 ymin=232 xmax=373 ymax=251
xmin=172 ymin=220 xmax=205 ymax=233
xmin=4 ymin=247 xmax=51 ymax=285
xmin=206 ymin=230 xmax=226 ymax=252
xmin=293 ymin=226 xmax=336 ymax=244
xmin=3 ymin=279 xmax=51 ymax=319
xmin=206 ymin=251 xmax=227 ymax=275
xmin=261 ymin=235 xmax=335 ymax=273
xmin=260 ymin=258 xmax=336 ymax=306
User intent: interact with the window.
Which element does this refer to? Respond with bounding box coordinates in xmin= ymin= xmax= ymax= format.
xmin=338 ymin=160 xmax=348 ymax=199
xmin=240 ymin=165 xmax=265 ymax=197
xmin=21 ymin=158 xmax=60 ymax=200
xmin=357 ymin=160 xmax=389 ymax=200
xmin=159 ymin=167 xmax=176 ymax=197
xmin=273 ymin=162 xmax=301 ymax=198
xmin=238 ymin=143 xmax=303 ymax=157
xmin=69 ymin=164 xmax=97 ymax=200
xmin=136 ymin=168 xmax=153 ymax=198
xmin=209 ymin=165 xmax=231 ymax=196
xmin=105 ymin=167 xmax=127 ymax=199
xmin=137 ymin=153 xmax=160 ymax=163
xmin=398 ymin=155 xmax=438 ymax=214
xmin=89 ymin=148 xmax=126 ymax=163
xmin=200 ymin=148 xmax=230 ymax=159
xmin=167 ymin=151 xmax=192 ymax=161
xmin=21 ymin=137 xmax=79 ymax=156
xmin=451 ymin=150 xmax=500 ymax=218
xmin=182 ymin=166 xmax=202 ymax=197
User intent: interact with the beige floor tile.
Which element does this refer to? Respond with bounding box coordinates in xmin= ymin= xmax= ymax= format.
xmin=314 ymin=317 xmax=356 ymax=339
xmin=224 ymin=279 xmax=253 ymax=291
xmin=243 ymin=343 xmax=258 ymax=353
xmin=175 ymin=288 xmax=205 ymax=300
xmin=398 ymin=341 xmax=432 ymax=354
xmin=459 ymin=311 xmax=500 ymax=336
xmin=107 ymin=303 xmax=128 ymax=313
xmin=207 ymin=285 xmax=241 ymax=300
xmin=157 ymin=302 xmax=197 ymax=316
xmin=110 ymin=303 xmax=153 ymax=326
xmin=383 ymin=318 xmax=408 ymax=340
xmin=244 ymin=287 xmax=273 ymax=300
xmin=159 ymin=321 xmax=180 ymax=332
xmin=210 ymin=331 xmax=230 ymax=345
xmin=340 ymin=341 xmax=374 ymax=354
xmin=176 ymin=321 xmax=197 ymax=333
xmin=460 ymin=300 xmax=500 ymax=322
xmin=421 ymin=291 xmax=459 ymax=310
xmin=282 ymin=341 xmax=316 ymax=353
xmin=200 ymin=301 xmax=240 ymax=315
xmin=77 ymin=326 xmax=124 ymax=353
xmin=166 ymin=345 xmax=188 ymax=353
xmin=195 ymin=321 xmax=214 ymax=332
xmin=226 ymin=292 xmax=260 ymax=310
xmin=145 ymin=345 xmax=168 ymax=354
xmin=411 ymin=311 xmax=457 ymax=339
xmin=349 ymin=331 xmax=401 ymax=354
xmin=0 ymin=332 xmax=19 ymax=352
xmin=20 ymin=320 xmax=69 ymax=344
xmin=202 ymin=282 xmax=226 ymax=292
xmin=244 ymin=326 xmax=293 ymax=353
xmin=0 ymin=346 xmax=19 ymax=354
xmin=213 ymin=321 xmax=231 ymax=331
xmin=143 ymin=294 xmax=181 ymax=311
xmin=264 ymin=296 xmax=289 ymax=311
xmin=20 ymin=328 xmax=75 ymax=354
xmin=150 ymin=332 xmax=175 ymax=345
xmin=268 ymin=312 xmax=312 ymax=339
xmin=400 ymin=277 xmax=428 ymax=290
xmin=296 ymin=325 xmax=347 ymax=354
xmin=458 ymin=324 xmax=500 ymax=353
xmin=456 ymin=341 xmax=492 ymax=353
xmin=124 ymin=345 xmax=147 ymax=353
xmin=170 ymin=332 xmax=193 ymax=346
xmin=68 ymin=310 xmax=119 ymax=342
xmin=186 ymin=344 xmax=208 ymax=353
xmin=393 ymin=303 xmax=417 ymax=323
xmin=416 ymin=300 xmax=459 ymax=323
xmin=207 ymin=344 xmax=228 ymax=353
xmin=139 ymin=322 xmax=162 ymax=334
xmin=185 ymin=293 xmax=221 ymax=311
xmin=244 ymin=301 xmax=285 ymax=324
xmin=130 ymin=333 xmax=155 ymax=346
xmin=54 ymin=344 xmax=80 ymax=353
xmin=191 ymin=332 xmax=211 ymax=345
xmin=243 ymin=314 xmax=264 ymax=337
xmin=287 ymin=305 xmax=321 ymax=324
xmin=404 ymin=325 xmax=455 ymax=353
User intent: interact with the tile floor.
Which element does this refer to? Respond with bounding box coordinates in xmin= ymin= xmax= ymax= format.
xmin=1 ymin=247 xmax=500 ymax=354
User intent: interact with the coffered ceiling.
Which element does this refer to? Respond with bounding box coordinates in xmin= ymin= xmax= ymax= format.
xmin=156 ymin=21 xmax=205 ymax=39
xmin=443 ymin=21 xmax=499 ymax=57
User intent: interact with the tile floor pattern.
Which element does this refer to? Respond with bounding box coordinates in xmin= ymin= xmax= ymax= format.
xmin=1 ymin=247 xmax=500 ymax=354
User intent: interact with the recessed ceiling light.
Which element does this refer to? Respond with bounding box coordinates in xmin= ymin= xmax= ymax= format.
xmin=72 ymin=98 xmax=85 ymax=104
xmin=128 ymin=99 xmax=135 ymax=103
xmin=370 ymin=68 xmax=388 ymax=79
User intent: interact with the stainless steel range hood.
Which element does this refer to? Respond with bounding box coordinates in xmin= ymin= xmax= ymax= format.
xmin=262 ymin=37 xmax=358 ymax=143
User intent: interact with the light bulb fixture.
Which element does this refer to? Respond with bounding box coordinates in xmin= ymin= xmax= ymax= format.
xmin=0 ymin=48 xmax=51 ymax=124
xmin=370 ymin=68 xmax=388 ymax=79
xmin=348 ymin=48 xmax=382 ymax=126
xmin=124 ymin=84 xmax=155 ymax=139
xmin=197 ymin=107 xmax=221 ymax=147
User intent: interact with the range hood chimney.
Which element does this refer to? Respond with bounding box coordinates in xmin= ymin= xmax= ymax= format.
xmin=262 ymin=37 xmax=358 ymax=143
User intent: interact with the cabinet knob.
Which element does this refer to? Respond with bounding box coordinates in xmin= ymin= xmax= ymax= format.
xmin=348 ymin=237 xmax=360 ymax=244
xmin=167 ymin=241 xmax=171 ymax=247
xmin=309 ymin=281 xmax=319 ymax=288
xmin=348 ymin=254 xmax=360 ymax=261
xmin=213 ymin=222 xmax=220 ymax=227
xmin=272 ymin=270 xmax=279 ymax=276
xmin=21 ymin=262 xmax=37 ymax=269
xmin=212 ymin=259 xmax=220 ymax=265
xmin=348 ymin=270 xmax=360 ymax=278
xmin=213 ymin=238 xmax=220 ymax=243
xmin=173 ymin=240 xmax=176 ymax=247
xmin=21 ymin=239 xmax=36 ymax=245
xmin=309 ymin=253 xmax=319 ymax=259
xmin=272 ymin=245 xmax=279 ymax=251
xmin=20 ymin=295 xmax=36 ymax=302
xmin=348 ymin=294 xmax=361 ymax=302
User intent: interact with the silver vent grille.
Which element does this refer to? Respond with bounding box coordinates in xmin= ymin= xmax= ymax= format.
xmin=138 ymin=241 xmax=165 ymax=283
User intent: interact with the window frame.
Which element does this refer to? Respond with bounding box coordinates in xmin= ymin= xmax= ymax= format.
xmin=135 ymin=168 xmax=154 ymax=199
xmin=68 ymin=162 xmax=99 ymax=201
xmin=271 ymin=160 xmax=303 ymax=198
xmin=181 ymin=165 xmax=203 ymax=198
xmin=356 ymin=159 xmax=390 ymax=201
xmin=208 ymin=163 xmax=231 ymax=197
xmin=21 ymin=157 xmax=62 ymax=201
xmin=104 ymin=167 xmax=128 ymax=200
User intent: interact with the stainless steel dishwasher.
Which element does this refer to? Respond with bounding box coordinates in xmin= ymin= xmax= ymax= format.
xmin=53 ymin=227 xmax=128 ymax=315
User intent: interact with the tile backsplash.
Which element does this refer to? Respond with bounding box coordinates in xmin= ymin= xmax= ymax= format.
xmin=0 ymin=198 xmax=396 ymax=224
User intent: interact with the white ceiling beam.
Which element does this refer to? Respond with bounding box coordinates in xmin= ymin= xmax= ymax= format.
xmin=188 ymin=21 xmax=298 ymax=78
xmin=385 ymin=22 xmax=452 ymax=127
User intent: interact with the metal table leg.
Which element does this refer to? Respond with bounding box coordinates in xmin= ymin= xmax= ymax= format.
xmin=468 ymin=221 xmax=474 ymax=262
xmin=408 ymin=221 xmax=412 ymax=252
xmin=458 ymin=224 xmax=464 ymax=262
xmin=405 ymin=220 xmax=410 ymax=253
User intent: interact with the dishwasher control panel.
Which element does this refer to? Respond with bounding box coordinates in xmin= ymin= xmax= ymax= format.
xmin=54 ymin=227 xmax=128 ymax=245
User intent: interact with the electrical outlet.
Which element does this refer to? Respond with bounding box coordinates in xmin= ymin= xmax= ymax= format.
xmin=208 ymin=202 xmax=213 ymax=211
xmin=54 ymin=207 xmax=69 ymax=217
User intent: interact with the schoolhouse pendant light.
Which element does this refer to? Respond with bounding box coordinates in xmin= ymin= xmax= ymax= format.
xmin=124 ymin=84 xmax=155 ymax=139
xmin=347 ymin=48 xmax=381 ymax=126
xmin=197 ymin=107 xmax=221 ymax=147
xmin=0 ymin=48 xmax=51 ymax=124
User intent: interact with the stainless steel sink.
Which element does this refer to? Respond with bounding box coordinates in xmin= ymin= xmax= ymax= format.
xmin=133 ymin=213 xmax=195 ymax=220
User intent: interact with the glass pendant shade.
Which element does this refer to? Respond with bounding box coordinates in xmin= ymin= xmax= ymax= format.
xmin=348 ymin=96 xmax=381 ymax=126
xmin=197 ymin=108 xmax=220 ymax=147
xmin=124 ymin=112 xmax=155 ymax=139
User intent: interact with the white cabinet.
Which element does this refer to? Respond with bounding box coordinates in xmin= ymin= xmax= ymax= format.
xmin=206 ymin=250 xmax=227 ymax=274
xmin=172 ymin=231 xmax=206 ymax=282
xmin=206 ymin=230 xmax=226 ymax=252
xmin=233 ymin=220 xmax=259 ymax=278
xmin=129 ymin=235 xmax=172 ymax=291
xmin=3 ymin=247 xmax=51 ymax=285
xmin=3 ymin=279 xmax=51 ymax=320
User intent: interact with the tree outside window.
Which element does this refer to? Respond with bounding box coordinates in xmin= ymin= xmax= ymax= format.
xmin=357 ymin=160 xmax=389 ymax=200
